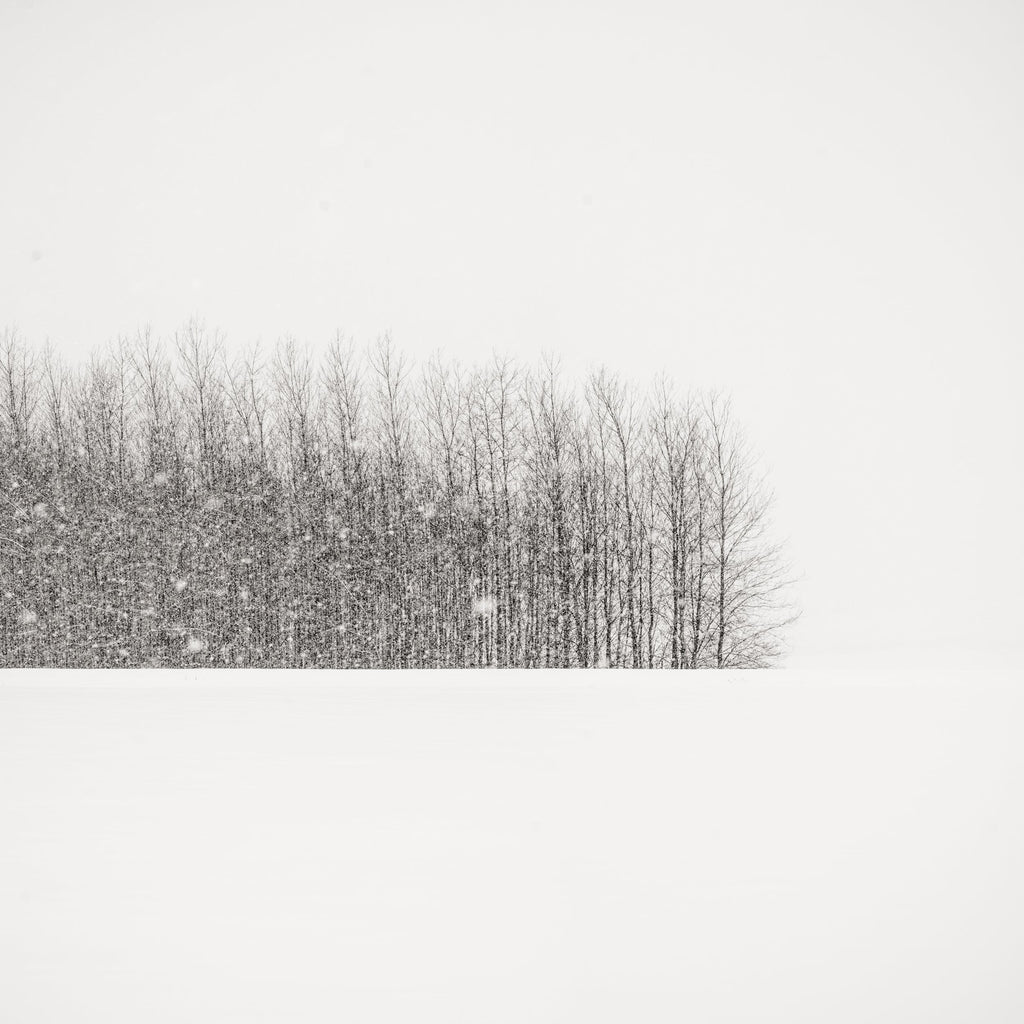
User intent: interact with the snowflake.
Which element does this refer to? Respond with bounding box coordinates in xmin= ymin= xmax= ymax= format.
xmin=185 ymin=637 xmax=206 ymax=654
xmin=18 ymin=608 xmax=38 ymax=625
xmin=472 ymin=596 xmax=497 ymax=616
xmin=32 ymin=502 xmax=48 ymax=518
xmin=174 ymin=578 xmax=188 ymax=592
xmin=153 ymin=472 xmax=168 ymax=487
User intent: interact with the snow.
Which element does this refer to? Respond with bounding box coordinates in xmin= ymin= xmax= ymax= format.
xmin=1 ymin=671 xmax=1022 ymax=1023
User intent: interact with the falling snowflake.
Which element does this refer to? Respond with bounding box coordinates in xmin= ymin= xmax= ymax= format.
xmin=18 ymin=608 xmax=38 ymax=626
xmin=153 ymin=472 xmax=168 ymax=487
xmin=174 ymin=578 xmax=188 ymax=592
xmin=472 ymin=596 xmax=497 ymax=616
xmin=185 ymin=637 xmax=206 ymax=654
xmin=32 ymin=502 xmax=48 ymax=518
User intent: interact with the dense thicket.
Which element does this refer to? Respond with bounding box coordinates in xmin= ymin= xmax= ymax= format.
xmin=0 ymin=324 xmax=791 ymax=668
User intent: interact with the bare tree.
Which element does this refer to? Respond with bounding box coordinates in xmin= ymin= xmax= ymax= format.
xmin=704 ymin=396 xmax=793 ymax=668
xmin=0 ymin=327 xmax=793 ymax=668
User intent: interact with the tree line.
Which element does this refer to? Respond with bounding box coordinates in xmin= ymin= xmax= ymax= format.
xmin=0 ymin=324 xmax=792 ymax=668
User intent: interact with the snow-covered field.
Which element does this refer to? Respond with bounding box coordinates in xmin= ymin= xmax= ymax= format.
xmin=2 ymin=671 xmax=1022 ymax=1023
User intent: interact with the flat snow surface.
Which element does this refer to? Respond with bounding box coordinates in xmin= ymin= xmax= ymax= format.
xmin=2 ymin=671 xmax=1022 ymax=1023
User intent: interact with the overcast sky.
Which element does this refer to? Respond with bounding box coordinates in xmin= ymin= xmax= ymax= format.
xmin=1 ymin=0 xmax=1021 ymax=669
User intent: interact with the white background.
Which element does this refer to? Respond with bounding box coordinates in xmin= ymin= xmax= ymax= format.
xmin=3 ymin=8 xmax=1022 ymax=1019
xmin=2 ymin=671 xmax=1023 ymax=1023
xmin=1 ymin=0 xmax=1022 ymax=669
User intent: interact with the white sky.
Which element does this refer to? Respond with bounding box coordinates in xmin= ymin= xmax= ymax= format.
xmin=1 ymin=0 xmax=1022 ymax=669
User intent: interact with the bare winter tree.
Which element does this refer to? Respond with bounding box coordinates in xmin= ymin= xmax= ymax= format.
xmin=703 ymin=395 xmax=793 ymax=668
xmin=0 ymin=329 xmax=793 ymax=668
